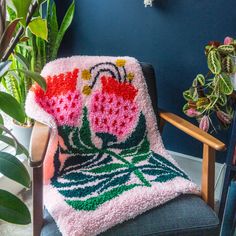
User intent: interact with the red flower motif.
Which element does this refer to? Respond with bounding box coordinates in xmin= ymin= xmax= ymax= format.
xmin=33 ymin=68 xmax=82 ymax=126
xmin=89 ymin=76 xmax=139 ymax=139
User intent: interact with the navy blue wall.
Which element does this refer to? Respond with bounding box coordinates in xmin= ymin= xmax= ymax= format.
xmin=56 ymin=0 xmax=236 ymax=162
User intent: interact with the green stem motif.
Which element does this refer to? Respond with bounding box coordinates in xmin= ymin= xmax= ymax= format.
xmin=101 ymin=149 xmax=151 ymax=187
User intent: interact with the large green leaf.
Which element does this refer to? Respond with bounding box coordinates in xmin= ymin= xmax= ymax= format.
xmin=0 ymin=18 xmax=20 ymax=56
xmin=218 ymin=73 xmax=234 ymax=95
xmin=0 ymin=126 xmax=29 ymax=156
xmin=222 ymin=56 xmax=234 ymax=74
xmin=13 ymin=52 xmax=30 ymax=70
xmin=207 ymin=50 xmax=221 ymax=75
xmin=10 ymin=0 xmax=32 ymax=25
xmin=183 ymin=89 xmax=194 ymax=101
xmin=218 ymin=94 xmax=227 ymax=106
xmin=218 ymin=45 xmax=235 ymax=55
xmin=0 ymin=152 xmax=30 ymax=188
xmin=28 ymin=17 xmax=48 ymax=41
xmin=195 ymin=74 xmax=205 ymax=86
xmin=0 ymin=114 xmax=4 ymax=134
xmin=46 ymin=1 xmax=58 ymax=61
xmin=51 ymin=1 xmax=75 ymax=60
xmin=0 ymin=60 xmax=12 ymax=77
xmin=0 ymin=189 xmax=31 ymax=224
xmin=18 ymin=69 xmax=46 ymax=91
xmin=0 ymin=91 xmax=25 ymax=123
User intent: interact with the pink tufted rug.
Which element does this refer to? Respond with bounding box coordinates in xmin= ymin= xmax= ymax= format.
xmin=26 ymin=56 xmax=199 ymax=236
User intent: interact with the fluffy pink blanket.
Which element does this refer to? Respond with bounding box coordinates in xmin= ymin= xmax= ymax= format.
xmin=26 ymin=56 xmax=199 ymax=236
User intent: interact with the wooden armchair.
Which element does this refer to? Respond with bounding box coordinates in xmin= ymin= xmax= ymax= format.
xmin=29 ymin=63 xmax=226 ymax=236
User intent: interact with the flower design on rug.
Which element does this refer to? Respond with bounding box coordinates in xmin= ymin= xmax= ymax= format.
xmin=30 ymin=60 xmax=190 ymax=214
xmin=89 ymin=76 xmax=138 ymax=140
xmin=32 ymin=68 xmax=82 ymax=126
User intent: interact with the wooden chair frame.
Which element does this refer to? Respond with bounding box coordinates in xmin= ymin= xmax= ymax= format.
xmin=29 ymin=110 xmax=226 ymax=236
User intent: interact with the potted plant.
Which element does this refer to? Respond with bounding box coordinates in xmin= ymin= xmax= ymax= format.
xmin=183 ymin=37 xmax=236 ymax=132
xmin=0 ymin=0 xmax=46 ymax=225
xmin=1 ymin=0 xmax=75 ymax=149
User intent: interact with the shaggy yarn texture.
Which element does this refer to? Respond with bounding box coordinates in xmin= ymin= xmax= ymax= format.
xmin=26 ymin=56 xmax=199 ymax=236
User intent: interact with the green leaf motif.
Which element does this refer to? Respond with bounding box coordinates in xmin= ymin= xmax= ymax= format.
xmin=53 ymin=109 xmax=189 ymax=212
xmin=66 ymin=184 xmax=138 ymax=211
xmin=0 ymin=152 xmax=30 ymax=188
xmin=28 ymin=17 xmax=48 ymax=41
xmin=144 ymin=152 xmax=189 ymax=182
xmin=207 ymin=50 xmax=221 ymax=75
xmin=87 ymin=163 xmax=128 ymax=174
xmin=0 ymin=189 xmax=31 ymax=225
xmin=79 ymin=107 xmax=96 ymax=148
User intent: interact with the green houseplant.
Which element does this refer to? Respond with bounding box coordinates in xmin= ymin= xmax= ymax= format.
xmin=0 ymin=0 xmax=46 ymax=225
xmin=0 ymin=0 xmax=75 ymax=224
xmin=1 ymin=0 xmax=75 ymax=148
xmin=183 ymin=37 xmax=236 ymax=132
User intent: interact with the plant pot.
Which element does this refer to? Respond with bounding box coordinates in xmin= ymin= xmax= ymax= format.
xmin=230 ymin=56 xmax=236 ymax=90
xmin=11 ymin=122 xmax=33 ymax=150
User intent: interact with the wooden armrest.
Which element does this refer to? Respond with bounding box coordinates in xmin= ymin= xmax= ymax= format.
xmin=159 ymin=110 xmax=226 ymax=151
xmin=159 ymin=110 xmax=227 ymax=208
xmin=29 ymin=121 xmax=51 ymax=168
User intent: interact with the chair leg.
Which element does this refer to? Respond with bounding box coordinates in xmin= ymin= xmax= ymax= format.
xmin=201 ymin=144 xmax=215 ymax=209
xmin=33 ymin=166 xmax=43 ymax=236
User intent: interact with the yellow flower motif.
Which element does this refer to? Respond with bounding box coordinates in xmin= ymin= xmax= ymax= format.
xmin=82 ymin=85 xmax=91 ymax=95
xmin=116 ymin=59 xmax=126 ymax=67
xmin=82 ymin=70 xmax=91 ymax=80
xmin=127 ymin=72 xmax=134 ymax=81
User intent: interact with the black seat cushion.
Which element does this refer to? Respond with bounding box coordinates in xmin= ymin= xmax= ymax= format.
xmin=41 ymin=194 xmax=219 ymax=236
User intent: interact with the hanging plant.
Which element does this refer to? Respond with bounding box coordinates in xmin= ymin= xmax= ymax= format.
xmin=183 ymin=37 xmax=236 ymax=133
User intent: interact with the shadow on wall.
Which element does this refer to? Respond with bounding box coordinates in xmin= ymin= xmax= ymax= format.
xmin=55 ymin=0 xmax=236 ymax=162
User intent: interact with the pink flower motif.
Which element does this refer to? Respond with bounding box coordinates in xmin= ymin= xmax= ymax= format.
xmin=39 ymin=90 xmax=82 ymax=126
xmin=186 ymin=108 xmax=201 ymax=117
xmin=34 ymin=69 xmax=83 ymax=126
xmin=89 ymin=76 xmax=139 ymax=139
xmin=224 ymin=36 xmax=233 ymax=45
xmin=199 ymin=115 xmax=210 ymax=132
xmin=216 ymin=111 xmax=232 ymax=125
